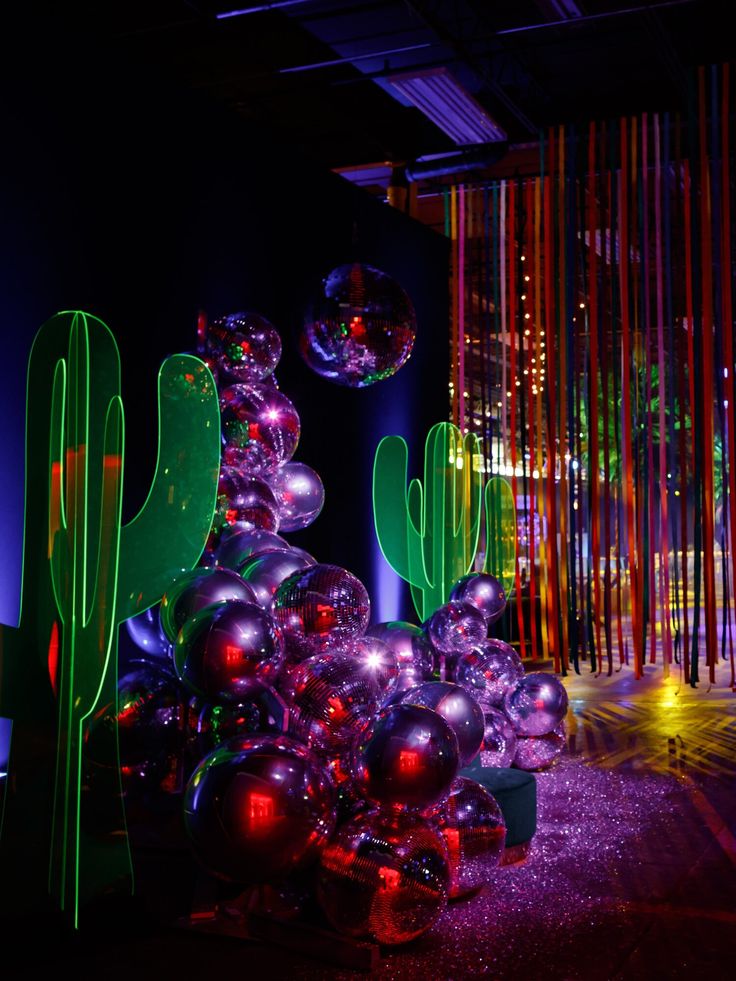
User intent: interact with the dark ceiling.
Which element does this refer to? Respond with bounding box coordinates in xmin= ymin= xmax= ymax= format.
xmin=30 ymin=1 xmax=733 ymax=174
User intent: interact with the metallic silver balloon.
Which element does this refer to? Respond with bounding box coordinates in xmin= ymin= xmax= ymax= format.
xmin=206 ymin=311 xmax=282 ymax=383
xmin=271 ymin=461 xmax=325 ymax=532
xmin=160 ymin=568 xmax=257 ymax=642
xmin=351 ymin=703 xmax=459 ymax=810
xmin=238 ymin=548 xmax=312 ymax=608
xmin=174 ymin=600 xmax=284 ymax=700
xmin=513 ymin=724 xmax=566 ymax=770
xmin=433 ymin=776 xmax=506 ymax=897
xmin=125 ymin=605 xmax=171 ymax=660
xmin=504 ymin=672 xmax=569 ymax=737
xmin=317 ymin=809 xmax=449 ymax=944
xmin=450 ymin=573 xmax=507 ymax=625
xmin=398 ymin=681 xmax=484 ymax=767
xmin=220 ymin=382 xmax=300 ymax=475
xmin=367 ymin=621 xmax=434 ymax=687
xmin=187 ymin=684 xmax=287 ymax=759
xmin=183 ymin=734 xmax=336 ymax=883
xmin=281 ymin=652 xmax=381 ymax=753
xmin=216 ymin=527 xmax=291 ymax=570
xmin=271 ymin=564 xmax=370 ymax=657
xmin=212 ymin=467 xmax=280 ymax=538
xmin=478 ymin=705 xmax=517 ymax=768
xmin=426 ymin=601 xmax=487 ymax=656
xmin=455 ymin=638 xmax=524 ymax=707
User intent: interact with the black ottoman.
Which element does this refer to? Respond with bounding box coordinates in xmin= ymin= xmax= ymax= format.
xmin=459 ymin=760 xmax=537 ymax=849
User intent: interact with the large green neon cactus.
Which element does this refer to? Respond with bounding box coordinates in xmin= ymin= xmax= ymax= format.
xmin=0 ymin=311 xmax=220 ymax=926
xmin=373 ymin=423 xmax=517 ymax=621
xmin=373 ymin=423 xmax=484 ymax=621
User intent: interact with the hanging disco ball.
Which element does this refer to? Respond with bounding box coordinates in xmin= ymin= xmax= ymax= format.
xmin=301 ymin=263 xmax=416 ymax=387
xmin=316 ymin=808 xmax=449 ymax=945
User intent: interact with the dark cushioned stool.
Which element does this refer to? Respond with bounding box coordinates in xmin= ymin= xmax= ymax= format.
xmin=459 ymin=760 xmax=537 ymax=849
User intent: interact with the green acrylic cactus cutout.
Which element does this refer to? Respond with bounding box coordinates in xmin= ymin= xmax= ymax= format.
xmin=483 ymin=475 xmax=517 ymax=594
xmin=373 ymin=423 xmax=484 ymax=621
xmin=0 ymin=311 xmax=220 ymax=927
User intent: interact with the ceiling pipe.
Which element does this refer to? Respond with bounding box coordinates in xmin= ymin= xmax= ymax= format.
xmin=405 ymin=143 xmax=509 ymax=182
xmin=497 ymin=0 xmax=694 ymax=35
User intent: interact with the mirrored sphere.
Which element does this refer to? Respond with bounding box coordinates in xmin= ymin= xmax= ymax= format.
xmin=426 ymin=601 xmax=487 ymax=656
xmin=271 ymin=462 xmax=325 ymax=532
xmin=478 ymin=705 xmax=517 ymax=768
xmin=238 ymin=549 xmax=313 ymax=608
xmin=351 ymin=703 xmax=459 ymax=810
xmin=433 ymin=776 xmax=506 ymax=898
xmin=212 ymin=467 xmax=280 ymax=538
xmin=216 ymin=528 xmax=291 ymax=570
xmin=206 ymin=311 xmax=281 ymax=383
xmin=504 ymin=672 xmax=569 ymax=737
xmin=513 ymin=724 xmax=566 ymax=770
xmin=160 ymin=568 xmax=257 ymax=642
xmin=345 ymin=636 xmax=399 ymax=693
xmin=187 ymin=685 xmax=287 ymax=759
xmin=317 ymin=809 xmax=449 ymax=944
xmin=175 ymin=601 xmax=284 ymax=700
xmin=220 ymin=383 xmax=300 ymax=475
xmin=125 ymin=605 xmax=171 ymax=660
xmin=183 ymin=734 xmax=336 ymax=883
xmin=301 ymin=263 xmax=416 ymax=388
xmin=281 ymin=652 xmax=381 ymax=753
xmin=398 ymin=681 xmax=484 ymax=767
xmin=271 ymin=564 xmax=370 ymax=657
xmin=450 ymin=573 xmax=507 ymax=625
xmin=367 ymin=621 xmax=434 ymax=686
xmin=455 ymin=638 xmax=524 ymax=708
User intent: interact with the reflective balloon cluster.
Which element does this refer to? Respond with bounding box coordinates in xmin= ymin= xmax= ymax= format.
xmin=118 ymin=313 xmax=568 ymax=947
xmin=301 ymin=263 xmax=417 ymax=387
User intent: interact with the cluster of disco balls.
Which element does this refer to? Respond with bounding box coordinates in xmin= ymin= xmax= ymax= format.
xmin=106 ymin=312 xmax=568 ymax=948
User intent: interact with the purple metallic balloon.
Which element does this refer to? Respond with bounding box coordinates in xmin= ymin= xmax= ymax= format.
xmin=450 ymin=573 xmax=507 ymax=625
xmin=426 ymin=601 xmax=487 ymax=656
xmin=238 ymin=548 xmax=313 ymax=608
xmin=216 ymin=527 xmax=291 ymax=570
xmin=455 ymin=638 xmax=524 ymax=708
xmin=125 ymin=605 xmax=171 ymax=660
xmin=206 ymin=311 xmax=282 ymax=383
xmin=367 ymin=621 xmax=434 ymax=687
xmin=174 ymin=600 xmax=284 ymax=700
xmin=220 ymin=382 xmax=300 ymax=475
xmin=271 ymin=461 xmax=325 ymax=532
xmin=344 ymin=636 xmax=399 ymax=693
xmin=187 ymin=684 xmax=287 ymax=759
xmin=398 ymin=681 xmax=484 ymax=767
xmin=433 ymin=776 xmax=506 ymax=898
xmin=478 ymin=706 xmax=517 ymax=768
xmin=86 ymin=665 xmax=183 ymax=798
xmin=271 ymin=564 xmax=370 ymax=657
xmin=301 ymin=263 xmax=417 ymax=388
xmin=213 ymin=467 xmax=280 ymax=538
xmin=317 ymin=809 xmax=449 ymax=945
xmin=504 ymin=672 xmax=569 ymax=737
xmin=281 ymin=652 xmax=381 ymax=753
xmin=351 ymin=703 xmax=459 ymax=810
xmin=183 ymin=734 xmax=336 ymax=883
xmin=513 ymin=724 xmax=566 ymax=771
xmin=160 ymin=568 xmax=257 ymax=642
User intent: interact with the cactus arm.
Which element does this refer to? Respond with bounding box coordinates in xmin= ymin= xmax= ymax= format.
xmin=459 ymin=432 xmax=483 ymax=576
xmin=116 ymin=354 xmax=220 ymax=621
xmin=372 ymin=434 xmax=427 ymax=589
xmin=483 ymin=476 xmax=517 ymax=593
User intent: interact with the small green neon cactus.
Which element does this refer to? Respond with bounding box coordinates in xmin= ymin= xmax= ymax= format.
xmin=0 ymin=311 xmax=220 ymax=926
xmin=373 ymin=422 xmax=516 ymax=621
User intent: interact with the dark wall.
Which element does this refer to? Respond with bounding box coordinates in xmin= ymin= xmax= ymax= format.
xmin=0 ymin=13 xmax=449 ymax=627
